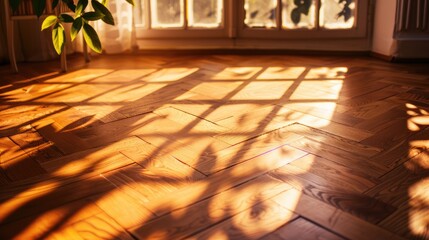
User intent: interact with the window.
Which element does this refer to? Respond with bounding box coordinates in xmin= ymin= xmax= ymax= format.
xmin=243 ymin=0 xmax=356 ymax=30
xmin=135 ymin=0 xmax=227 ymax=38
xmin=239 ymin=0 xmax=367 ymax=38
xmin=135 ymin=0 xmax=369 ymax=41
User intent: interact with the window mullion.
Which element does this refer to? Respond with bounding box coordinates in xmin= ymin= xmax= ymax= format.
xmin=277 ymin=0 xmax=282 ymax=30
xmin=184 ymin=0 xmax=188 ymax=29
xmin=315 ymin=0 xmax=321 ymax=29
xmin=146 ymin=0 xmax=152 ymax=29
xmin=228 ymin=0 xmax=237 ymax=38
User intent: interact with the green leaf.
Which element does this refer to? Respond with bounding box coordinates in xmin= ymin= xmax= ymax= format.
xmin=92 ymin=0 xmax=114 ymax=25
xmin=41 ymin=15 xmax=58 ymax=31
xmin=71 ymin=17 xmax=83 ymax=41
xmin=59 ymin=13 xmax=74 ymax=23
xmin=33 ymin=0 xmax=46 ymax=17
xmin=9 ymin=0 xmax=21 ymax=12
xmin=52 ymin=23 xmax=65 ymax=55
xmin=62 ymin=0 xmax=76 ymax=12
xmin=52 ymin=0 xmax=59 ymax=9
xmin=82 ymin=23 xmax=102 ymax=53
xmin=75 ymin=0 xmax=88 ymax=16
xmin=124 ymin=0 xmax=134 ymax=6
xmin=82 ymin=11 xmax=104 ymax=21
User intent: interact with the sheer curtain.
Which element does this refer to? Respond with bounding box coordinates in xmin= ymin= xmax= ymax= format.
xmin=73 ymin=0 xmax=137 ymax=54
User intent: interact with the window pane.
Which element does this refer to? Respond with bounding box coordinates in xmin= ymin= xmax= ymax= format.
xmin=320 ymin=0 xmax=356 ymax=29
xmin=188 ymin=0 xmax=223 ymax=28
xmin=244 ymin=0 xmax=278 ymax=28
xmin=135 ymin=0 xmax=147 ymax=27
xmin=282 ymin=0 xmax=316 ymax=29
xmin=150 ymin=0 xmax=184 ymax=28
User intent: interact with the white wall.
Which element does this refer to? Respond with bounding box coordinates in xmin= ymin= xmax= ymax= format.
xmin=371 ymin=0 xmax=397 ymax=56
xmin=372 ymin=0 xmax=429 ymax=59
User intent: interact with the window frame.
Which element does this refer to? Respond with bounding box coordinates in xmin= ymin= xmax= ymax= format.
xmin=237 ymin=0 xmax=370 ymax=39
xmin=135 ymin=0 xmax=230 ymax=39
xmin=135 ymin=0 xmax=370 ymax=40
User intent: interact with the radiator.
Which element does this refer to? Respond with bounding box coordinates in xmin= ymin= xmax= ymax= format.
xmin=396 ymin=0 xmax=429 ymax=33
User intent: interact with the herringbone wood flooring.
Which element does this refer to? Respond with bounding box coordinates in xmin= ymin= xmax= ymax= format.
xmin=0 ymin=54 xmax=429 ymax=239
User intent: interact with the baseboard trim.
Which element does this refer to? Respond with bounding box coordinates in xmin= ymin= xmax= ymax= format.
xmin=135 ymin=48 xmax=371 ymax=57
xmin=370 ymin=52 xmax=393 ymax=61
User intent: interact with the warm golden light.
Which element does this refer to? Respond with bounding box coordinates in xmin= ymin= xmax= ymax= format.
xmin=290 ymin=80 xmax=343 ymax=100
xmin=257 ymin=67 xmax=306 ymax=79
xmin=409 ymin=178 xmax=429 ymax=235
xmin=141 ymin=68 xmax=199 ymax=82
xmin=306 ymin=67 xmax=348 ymax=79
xmin=406 ymin=103 xmax=429 ymax=131
xmin=0 ymin=63 xmax=355 ymax=239
xmin=212 ymin=67 xmax=263 ymax=80
xmin=231 ymin=81 xmax=294 ymax=100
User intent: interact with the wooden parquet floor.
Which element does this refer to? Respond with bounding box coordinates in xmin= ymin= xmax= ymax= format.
xmin=0 ymin=54 xmax=429 ymax=239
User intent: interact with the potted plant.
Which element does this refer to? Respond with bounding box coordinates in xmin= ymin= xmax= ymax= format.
xmin=8 ymin=0 xmax=133 ymax=55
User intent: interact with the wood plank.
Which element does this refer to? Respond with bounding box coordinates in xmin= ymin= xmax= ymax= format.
xmin=378 ymin=197 xmax=429 ymax=240
xmin=259 ymin=217 xmax=345 ymax=240
xmin=40 ymin=137 xmax=140 ymax=176
xmin=344 ymin=99 xmax=399 ymax=120
xmin=142 ymin=144 xmax=307 ymax=216
xmin=65 ymin=98 xmax=130 ymax=123
xmin=339 ymin=80 xmax=388 ymax=100
xmin=0 ymin=136 xmax=47 ymax=181
xmin=188 ymin=198 xmax=297 ymax=240
xmin=102 ymin=163 xmax=202 ymax=204
xmin=0 ymin=168 xmax=10 ymax=185
xmin=90 ymin=188 xmax=156 ymax=230
xmin=365 ymin=151 xmax=429 ymax=208
xmin=131 ymin=174 xmax=293 ymax=239
xmin=215 ymin=105 xmax=371 ymax=145
xmin=0 ymin=137 xmax=142 ymax=205
xmin=0 ymin=175 xmax=116 ymax=224
xmin=9 ymin=128 xmax=63 ymax=164
xmin=0 ymin=199 xmax=102 ymax=240
xmin=41 ymin=107 xmax=104 ymax=132
xmin=269 ymin=157 xmax=395 ymax=223
xmin=138 ymin=135 xmax=230 ymax=173
xmin=271 ymin=188 xmax=403 ymax=240
xmin=73 ymin=110 xmax=230 ymax=154
xmin=370 ymin=138 xmax=423 ymax=169
xmin=278 ymin=102 xmax=362 ymax=127
xmin=153 ymin=107 xmax=228 ymax=134
xmin=0 ymin=104 xmax=67 ymax=136
xmin=287 ymin=80 xmax=343 ymax=101
xmin=118 ymin=142 xmax=206 ymax=181
xmin=167 ymin=96 xmax=270 ymax=123
xmin=47 ymin=212 xmax=134 ymax=240
xmin=360 ymin=118 xmax=413 ymax=150
xmin=214 ymin=105 xmax=296 ymax=145
xmin=116 ymin=85 xmax=198 ymax=119
xmin=180 ymin=79 xmax=245 ymax=100
xmin=288 ymin=136 xmax=386 ymax=177
xmin=354 ymin=106 xmax=407 ymax=132
xmin=395 ymin=88 xmax=429 ymax=105
xmin=288 ymin=154 xmax=378 ymax=192
xmin=338 ymin=84 xmax=412 ymax=108
xmin=192 ymin=124 xmax=303 ymax=175
xmin=33 ymin=121 xmax=90 ymax=155
xmin=288 ymin=124 xmax=382 ymax=158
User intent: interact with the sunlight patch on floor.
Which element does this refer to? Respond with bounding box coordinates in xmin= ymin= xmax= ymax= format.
xmin=212 ymin=67 xmax=263 ymax=80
